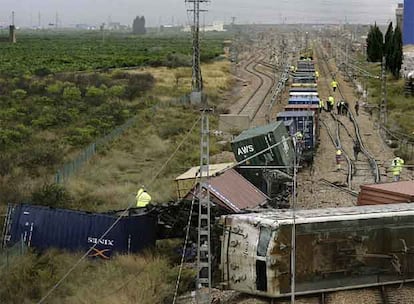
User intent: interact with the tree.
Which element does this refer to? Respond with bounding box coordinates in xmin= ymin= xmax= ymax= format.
xmin=132 ymin=16 xmax=146 ymax=35
xmin=384 ymin=22 xmax=394 ymax=71
xmin=391 ymin=26 xmax=403 ymax=78
xmin=366 ymin=23 xmax=384 ymax=62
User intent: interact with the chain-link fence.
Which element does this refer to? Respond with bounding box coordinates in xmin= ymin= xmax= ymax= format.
xmin=54 ymin=95 xmax=190 ymax=184
xmin=0 ymin=241 xmax=28 ymax=270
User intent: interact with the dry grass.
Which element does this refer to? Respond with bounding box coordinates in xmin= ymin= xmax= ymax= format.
xmin=138 ymin=61 xmax=232 ymax=102
xmin=0 ymin=249 xmax=194 ymax=304
xmin=66 ymin=60 xmax=231 ymax=210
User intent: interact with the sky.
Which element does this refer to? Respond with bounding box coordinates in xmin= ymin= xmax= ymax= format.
xmin=0 ymin=0 xmax=402 ymax=27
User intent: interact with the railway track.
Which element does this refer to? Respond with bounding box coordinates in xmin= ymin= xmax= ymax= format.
xmin=237 ymin=54 xmax=277 ymax=123
xmin=316 ymin=44 xmax=380 ymax=189
xmin=320 ymin=44 xmax=380 ymax=183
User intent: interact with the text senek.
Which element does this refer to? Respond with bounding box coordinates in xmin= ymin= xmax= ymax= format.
xmin=237 ymin=145 xmax=254 ymax=156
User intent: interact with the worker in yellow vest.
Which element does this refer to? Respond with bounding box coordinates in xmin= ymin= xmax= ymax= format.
xmin=391 ymin=157 xmax=404 ymax=182
xmin=315 ymin=71 xmax=319 ymax=81
xmin=136 ymin=187 xmax=152 ymax=207
xmin=331 ymin=79 xmax=338 ymax=92
xmin=319 ymin=99 xmax=325 ymax=113
xmin=335 ymin=149 xmax=342 ymax=171
xmin=328 ymin=96 xmax=335 ymax=112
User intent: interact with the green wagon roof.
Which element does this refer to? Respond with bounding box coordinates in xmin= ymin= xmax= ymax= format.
xmin=233 ymin=121 xmax=285 ymax=142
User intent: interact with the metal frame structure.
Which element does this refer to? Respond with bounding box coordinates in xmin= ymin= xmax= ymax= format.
xmin=186 ymin=0 xmax=212 ymax=302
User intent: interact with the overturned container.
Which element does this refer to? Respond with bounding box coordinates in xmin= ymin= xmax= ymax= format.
xmin=2 ymin=204 xmax=157 ymax=259
xmin=231 ymin=121 xmax=294 ymax=197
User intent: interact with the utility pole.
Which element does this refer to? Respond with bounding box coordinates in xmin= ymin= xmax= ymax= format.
xmin=345 ymin=43 xmax=349 ymax=74
xmin=380 ymin=56 xmax=387 ymax=126
xmin=186 ymin=0 xmax=211 ymax=303
xmin=187 ymin=0 xmax=208 ymax=99
xmin=291 ymin=140 xmax=298 ymax=304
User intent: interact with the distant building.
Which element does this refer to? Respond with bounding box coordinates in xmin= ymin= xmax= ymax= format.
xmin=396 ymin=3 xmax=404 ymax=33
xmin=403 ymin=0 xmax=414 ymax=45
xmin=107 ymin=22 xmax=122 ymax=30
xmin=182 ymin=21 xmax=226 ymax=32
xmin=75 ymin=24 xmax=96 ymax=30
xmin=159 ymin=25 xmax=183 ymax=33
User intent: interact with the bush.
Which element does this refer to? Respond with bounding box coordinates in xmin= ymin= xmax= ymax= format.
xmin=34 ymin=67 xmax=52 ymax=77
xmin=85 ymin=85 xmax=107 ymax=105
xmin=31 ymin=184 xmax=73 ymax=208
xmin=65 ymin=126 xmax=98 ymax=146
xmin=124 ymin=73 xmax=155 ymax=100
xmin=19 ymin=143 xmax=63 ymax=172
xmin=62 ymin=86 xmax=81 ymax=102
xmin=32 ymin=106 xmax=59 ymax=129
xmin=0 ymin=124 xmax=31 ymax=146
xmin=163 ymin=53 xmax=192 ymax=68
xmin=11 ymin=89 xmax=27 ymax=100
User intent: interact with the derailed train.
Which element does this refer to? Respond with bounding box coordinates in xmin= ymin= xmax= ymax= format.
xmin=230 ymin=57 xmax=320 ymax=201
xmin=220 ymin=203 xmax=414 ymax=297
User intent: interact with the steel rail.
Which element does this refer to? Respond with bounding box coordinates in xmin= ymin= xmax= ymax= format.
xmin=237 ymin=56 xmax=266 ymax=117
xmin=318 ymin=44 xmax=381 ymax=183
xmin=320 ymin=119 xmax=353 ymax=188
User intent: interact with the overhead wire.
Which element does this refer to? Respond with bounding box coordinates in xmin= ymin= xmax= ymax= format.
xmin=37 ymin=114 xmax=202 ymax=304
xmin=172 ymin=186 xmax=198 ymax=304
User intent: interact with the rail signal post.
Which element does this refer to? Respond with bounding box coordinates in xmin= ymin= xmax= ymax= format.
xmin=186 ymin=0 xmax=211 ymax=303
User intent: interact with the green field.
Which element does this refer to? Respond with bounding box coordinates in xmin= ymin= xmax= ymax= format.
xmin=0 ymin=30 xmax=232 ymax=304
xmin=0 ymin=31 xmax=225 ymax=75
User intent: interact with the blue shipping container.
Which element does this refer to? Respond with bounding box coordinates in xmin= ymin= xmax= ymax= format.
xmin=288 ymin=97 xmax=320 ymax=105
xmin=276 ymin=111 xmax=315 ymax=149
xmin=4 ymin=204 xmax=157 ymax=258
xmin=404 ymin=0 xmax=414 ymax=45
xmin=283 ymin=120 xmax=297 ymax=136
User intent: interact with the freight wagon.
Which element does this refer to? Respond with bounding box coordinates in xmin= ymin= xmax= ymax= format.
xmin=220 ymin=203 xmax=414 ymax=298
xmin=231 ymin=121 xmax=294 ymax=170
xmin=277 ymin=111 xmax=316 ymax=161
xmin=289 ymin=88 xmax=318 ymax=93
xmin=288 ymin=97 xmax=320 ymax=105
xmin=231 ymin=121 xmax=295 ymax=197
xmin=2 ymin=204 xmax=157 ymax=258
xmin=289 ymin=92 xmax=319 ymax=99
xmin=284 ymin=104 xmax=319 ymax=133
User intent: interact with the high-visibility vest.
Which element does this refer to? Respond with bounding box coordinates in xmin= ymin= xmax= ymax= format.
xmin=315 ymin=71 xmax=319 ymax=78
xmin=136 ymin=188 xmax=152 ymax=207
xmin=331 ymin=81 xmax=338 ymax=88
xmin=391 ymin=165 xmax=401 ymax=176
xmin=392 ymin=157 xmax=404 ymax=173
xmin=336 ymin=150 xmax=342 ymax=156
xmin=328 ymin=96 xmax=335 ymax=105
xmin=319 ymin=99 xmax=325 ymax=108
xmin=295 ymin=131 xmax=303 ymax=140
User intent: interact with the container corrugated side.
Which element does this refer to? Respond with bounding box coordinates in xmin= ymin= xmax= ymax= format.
xmin=6 ymin=204 xmax=156 ymax=257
